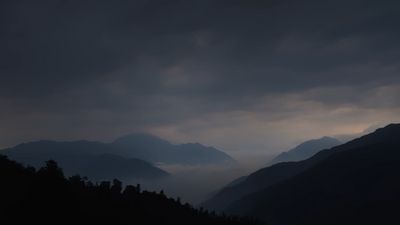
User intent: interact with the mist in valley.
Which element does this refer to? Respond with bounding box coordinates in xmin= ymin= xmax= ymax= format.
xmin=132 ymin=153 xmax=275 ymax=205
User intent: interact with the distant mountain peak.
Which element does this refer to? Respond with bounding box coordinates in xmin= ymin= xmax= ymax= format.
xmin=299 ymin=136 xmax=339 ymax=145
xmin=113 ymin=133 xmax=170 ymax=144
xmin=2 ymin=133 xmax=235 ymax=169
xmin=111 ymin=133 xmax=235 ymax=165
xmin=320 ymin=136 xmax=337 ymax=140
xmin=223 ymin=123 xmax=400 ymax=225
xmin=202 ymin=122 xmax=400 ymax=214
xmin=269 ymin=136 xmax=341 ymax=165
xmin=1 ymin=140 xmax=169 ymax=181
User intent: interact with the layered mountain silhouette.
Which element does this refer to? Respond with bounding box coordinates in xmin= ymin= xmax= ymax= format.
xmin=202 ymin=124 xmax=399 ymax=211
xmin=212 ymin=137 xmax=341 ymax=196
xmin=111 ymin=133 xmax=235 ymax=165
xmin=1 ymin=140 xmax=168 ymax=181
xmin=205 ymin=124 xmax=400 ymax=225
xmin=269 ymin=136 xmax=341 ymax=165
xmin=202 ymin=136 xmax=341 ymax=210
xmin=1 ymin=134 xmax=234 ymax=180
xmin=0 ymin=155 xmax=261 ymax=225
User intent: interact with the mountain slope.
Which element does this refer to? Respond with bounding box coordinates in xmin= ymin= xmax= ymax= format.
xmin=111 ymin=133 xmax=235 ymax=165
xmin=227 ymin=139 xmax=400 ymax=225
xmin=269 ymin=136 xmax=341 ymax=164
xmin=202 ymin=137 xmax=340 ymax=209
xmin=1 ymin=140 xmax=168 ymax=181
xmin=1 ymin=134 xmax=235 ymax=180
xmin=201 ymin=137 xmax=340 ymax=211
xmin=0 ymin=155 xmax=261 ymax=225
xmin=202 ymin=124 xmax=399 ymax=211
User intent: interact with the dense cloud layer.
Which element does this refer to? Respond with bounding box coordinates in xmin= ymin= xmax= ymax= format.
xmin=1 ymin=0 xmax=399 ymax=152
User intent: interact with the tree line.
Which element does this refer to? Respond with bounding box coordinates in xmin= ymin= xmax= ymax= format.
xmin=0 ymin=155 xmax=262 ymax=225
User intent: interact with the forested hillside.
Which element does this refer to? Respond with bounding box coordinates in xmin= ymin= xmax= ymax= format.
xmin=0 ymin=155 xmax=260 ymax=225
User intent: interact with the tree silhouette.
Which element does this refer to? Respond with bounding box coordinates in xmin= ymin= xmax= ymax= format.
xmin=0 ymin=155 xmax=263 ymax=225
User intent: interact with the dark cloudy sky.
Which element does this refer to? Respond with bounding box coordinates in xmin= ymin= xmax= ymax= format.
xmin=1 ymin=0 xmax=400 ymax=153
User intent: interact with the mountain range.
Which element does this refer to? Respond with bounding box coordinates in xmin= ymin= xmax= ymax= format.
xmin=204 ymin=124 xmax=400 ymax=225
xmin=269 ymin=136 xmax=341 ymax=165
xmin=111 ymin=133 xmax=235 ymax=165
xmin=1 ymin=140 xmax=168 ymax=181
xmin=1 ymin=133 xmax=234 ymax=181
xmin=202 ymin=136 xmax=341 ymax=211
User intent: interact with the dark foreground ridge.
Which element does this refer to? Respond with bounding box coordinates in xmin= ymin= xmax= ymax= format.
xmin=202 ymin=124 xmax=400 ymax=212
xmin=205 ymin=123 xmax=400 ymax=225
xmin=0 ymin=155 xmax=261 ymax=225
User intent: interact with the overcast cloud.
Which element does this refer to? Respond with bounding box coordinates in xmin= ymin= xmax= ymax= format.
xmin=1 ymin=0 xmax=400 ymax=154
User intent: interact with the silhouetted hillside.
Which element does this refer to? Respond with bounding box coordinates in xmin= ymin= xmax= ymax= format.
xmin=111 ymin=133 xmax=235 ymax=165
xmin=228 ymin=140 xmax=400 ymax=225
xmin=1 ymin=135 xmax=235 ymax=177
xmin=1 ymin=133 xmax=236 ymax=180
xmin=201 ymin=137 xmax=340 ymax=209
xmin=269 ymin=136 xmax=341 ymax=165
xmin=0 ymin=155 xmax=261 ymax=225
xmin=1 ymin=140 xmax=168 ymax=181
xmin=202 ymin=124 xmax=400 ymax=212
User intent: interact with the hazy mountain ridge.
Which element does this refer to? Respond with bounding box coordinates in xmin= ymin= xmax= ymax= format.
xmin=269 ymin=136 xmax=341 ymax=165
xmin=111 ymin=133 xmax=235 ymax=165
xmin=202 ymin=124 xmax=400 ymax=212
xmin=1 ymin=133 xmax=234 ymax=181
xmin=201 ymin=137 xmax=341 ymax=211
xmin=226 ymin=125 xmax=400 ymax=224
xmin=1 ymin=140 xmax=168 ymax=181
